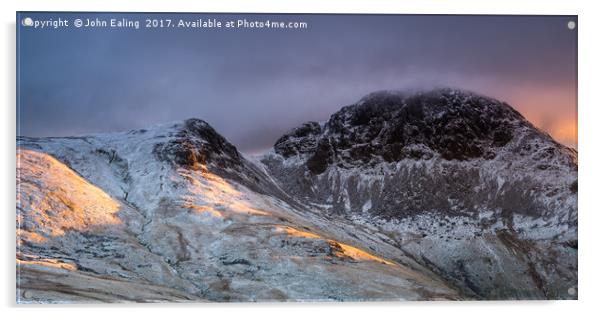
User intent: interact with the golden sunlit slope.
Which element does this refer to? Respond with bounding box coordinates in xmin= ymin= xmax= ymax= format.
xmin=17 ymin=148 xmax=121 ymax=244
xmin=16 ymin=148 xmax=204 ymax=302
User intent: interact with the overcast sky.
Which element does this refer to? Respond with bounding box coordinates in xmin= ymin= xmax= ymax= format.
xmin=17 ymin=13 xmax=577 ymax=153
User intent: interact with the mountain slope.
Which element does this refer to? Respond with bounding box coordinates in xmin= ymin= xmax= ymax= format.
xmin=17 ymin=119 xmax=460 ymax=302
xmin=260 ymin=89 xmax=578 ymax=299
xmin=16 ymin=88 xmax=577 ymax=301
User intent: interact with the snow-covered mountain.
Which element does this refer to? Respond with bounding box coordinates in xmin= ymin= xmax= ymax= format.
xmin=16 ymin=88 xmax=577 ymax=302
xmin=261 ymin=89 xmax=577 ymax=299
xmin=17 ymin=118 xmax=459 ymax=302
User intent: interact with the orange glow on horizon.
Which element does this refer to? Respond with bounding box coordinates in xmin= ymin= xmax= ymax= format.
xmin=485 ymin=86 xmax=577 ymax=149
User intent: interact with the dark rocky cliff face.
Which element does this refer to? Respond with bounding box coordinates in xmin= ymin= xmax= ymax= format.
xmin=264 ymin=89 xmax=578 ymax=218
xmin=262 ymin=88 xmax=578 ymax=299
xmin=274 ymin=89 xmax=539 ymax=174
xmin=275 ymin=122 xmax=322 ymax=158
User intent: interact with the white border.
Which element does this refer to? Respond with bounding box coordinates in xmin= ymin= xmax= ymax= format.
xmin=2 ymin=1 xmax=601 ymax=315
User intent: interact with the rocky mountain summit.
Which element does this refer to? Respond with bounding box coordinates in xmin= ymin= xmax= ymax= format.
xmin=262 ymin=89 xmax=577 ymax=299
xmin=273 ymin=89 xmax=572 ymax=170
xmin=17 ymin=89 xmax=577 ymax=302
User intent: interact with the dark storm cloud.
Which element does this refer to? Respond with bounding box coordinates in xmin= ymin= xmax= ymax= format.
xmin=17 ymin=13 xmax=577 ymax=152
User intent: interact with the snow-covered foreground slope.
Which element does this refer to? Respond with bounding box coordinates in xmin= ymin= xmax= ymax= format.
xmin=17 ymin=119 xmax=460 ymax=302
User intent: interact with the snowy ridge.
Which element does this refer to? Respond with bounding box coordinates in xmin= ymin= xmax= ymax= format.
xmin=17 ymin=118 xmax=459 ymax=302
